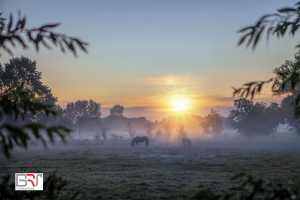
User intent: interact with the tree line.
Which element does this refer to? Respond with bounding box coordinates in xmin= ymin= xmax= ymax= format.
xmin=2 ymin=56 xmax=299 ymax=143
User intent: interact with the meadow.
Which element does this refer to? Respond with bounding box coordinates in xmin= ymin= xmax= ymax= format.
xmin=1 ymin=137 xmax=300 ymax=200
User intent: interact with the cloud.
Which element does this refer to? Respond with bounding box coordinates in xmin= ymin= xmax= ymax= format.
xmin=131 ymin=75 xmax=241 ymax=86
xmin=189 ymin=95 xmax=236 ymax=102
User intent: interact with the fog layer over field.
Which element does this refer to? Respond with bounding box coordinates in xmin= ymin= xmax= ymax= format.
xmin=1 ymin=135 xmax=299 ymax=199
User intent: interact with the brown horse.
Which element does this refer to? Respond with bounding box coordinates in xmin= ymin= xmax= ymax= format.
xmin=131 ymin=136 xmax=149 ymax=147
xmin=182 ymin=137 xmax=192 ymax=147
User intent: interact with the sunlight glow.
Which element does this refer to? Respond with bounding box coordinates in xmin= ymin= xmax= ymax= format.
xmin=173 ymin=98 xmax=189 ymax=111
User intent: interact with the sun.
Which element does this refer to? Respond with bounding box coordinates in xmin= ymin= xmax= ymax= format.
xmin=173 ymin=98 xmax=188 ymax=111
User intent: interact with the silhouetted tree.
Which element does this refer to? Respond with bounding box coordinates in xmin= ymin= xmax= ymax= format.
xmin=229 ymin=98 xmax=282 ymax=137
xmin=123 ymin=118 xmax=136 ymax=138
xmin=280 ymin=94 xmax=300 ymax=135
xmin=0 ymin=56 xmax=58 ymax=125
xmin=155 ymin=129 xmax=163 ymax=139
xmin=100 ymin=125 xmax=108 ymax=141
xmin=177 ymin=124 xmax=188 ymax=139
xmin=94 ymin=132 xmax=100 ymax=143
xmin=0 ymin=11 xmax=88 ymax=158
xmin=110 ymin=104 xmax=124 ymax=117
xmin=65 ymin=100 xmax=101 ymax=140
xmin=200 ymin=109 xmax=225 ymax=137
xmin=162 ymin=119 xmax=173 ymax=139
xmin=0 ymin=83 xmax=71 ymax=158
xmin=143 ymin=121 xmax=155 ymax=139
xmin=234 ymin=2 xmax=300 ymax=121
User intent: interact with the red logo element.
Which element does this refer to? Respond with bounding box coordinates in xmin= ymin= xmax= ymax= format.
xmin=26 ymin=174 xmax=36 ymax=187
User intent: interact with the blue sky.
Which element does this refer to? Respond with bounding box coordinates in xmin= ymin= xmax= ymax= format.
xmin=1 ymin=0 xmax=300 ymax=120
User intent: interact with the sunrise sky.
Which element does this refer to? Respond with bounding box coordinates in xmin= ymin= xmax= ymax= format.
xmin=2 ymin=0 xmax=300 ymax=120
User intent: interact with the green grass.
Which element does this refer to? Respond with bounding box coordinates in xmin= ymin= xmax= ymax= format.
xmin=1 ymin=139 xmax=300 ymax=199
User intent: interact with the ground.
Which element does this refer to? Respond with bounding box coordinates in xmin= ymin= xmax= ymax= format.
xmin=1 ymin=137 xmax=300 ymax=200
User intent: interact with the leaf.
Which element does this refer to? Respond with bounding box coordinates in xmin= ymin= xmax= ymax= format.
xmin=277 ymin=8 xmax=297 ymax=13
xmin=13 ymin=35 xmax=27 ymax=49
xmin=40 ymin=23 xmax=60 ymax=29
xmin=7 ymin=14 xmax=12 ymax=32
xmin=253 ymin=26 xmax=265 ymax=49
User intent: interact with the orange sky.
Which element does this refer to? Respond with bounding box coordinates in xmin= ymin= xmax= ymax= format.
xmin=2 ymin=1 xmax=299 ymax=121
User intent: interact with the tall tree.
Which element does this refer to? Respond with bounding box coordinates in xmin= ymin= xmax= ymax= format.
xmin=110 ymin=104 xmax=124 ymax=117
xmin=200 ymin=109 xmax=225 ymax=137
xmin=280 ymin=94 xmax=300 ymax=135
xmin=229 ymin=98 xmax=282 ymax=137
xmin=65 ymin=100 xmax=101 ymax=140
xmin=0 ymin=56 xmax=58 ymax=125
xmin=0 ymin=12 xmax=88 ymax=158
xmin=177 ymin=124 xmax=188 ymax=139
xmin=162 ymin=118 xmax=173 ymax=140
xmin=0 ymin=83 xmax=71 ymax=158
xmin=143 ymin=121 xmax=155 ymax=139
xmin=100 ymin=125 xmax=108 ymax=141
xmin=123 ymin=119 xmax=136 ymax=138
xmin=234 ymin=1 xmax=300 ymax=121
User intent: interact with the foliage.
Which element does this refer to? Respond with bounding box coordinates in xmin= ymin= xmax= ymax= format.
xmin=228 ymin=98 xmax=283 ymax=137
xmin=238 ymin=2 xmax=300 ymax=50
xmin=0 ymin=12 xmax=88 ymax=57
xmin=0 ymin=56 xmax=55 ymax=102
xmin=0 ymin=171 xmax=80 ymax=200
xmin=273 ymin=59 xmax=300 ymax=96
xmin=200 ymin=109 xmax=225 ymax=137
xmin=233 ymin=58 xmax=300 ymax=121
xmin=0 ymin=83 xmax=71 ymax=158
xmin=190 ymin=173 xmax=300 ymax=200
xmin=65 ymin=100 xmax=101 ymax=140
xmin=0 ymin=56 xmax=58 ymax=128
xmin=143 ymin=121 xmax=156 ymax=139
xmin=280 ymin=94 xmax=300 ymax=135
xmin=234 ymin=2 xmax=300 ymax=121
xmin=123 ymin=118 xmax=136 ymax=138
xmin=177 ymin=124 xmax=188 ymax=139
xmin=110 ymin=104 xmax=124 ymax=117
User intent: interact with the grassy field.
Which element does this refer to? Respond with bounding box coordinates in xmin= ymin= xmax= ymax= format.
xmin=1 ymin=137 xmax=300 ymax=200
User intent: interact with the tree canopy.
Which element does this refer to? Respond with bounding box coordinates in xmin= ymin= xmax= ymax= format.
xmin=0 ymin=12 xmax=88 ymax=158
xmin=0 ymin=83 xmax=71 ymax=158
xmin=0 ymin=56 xmax=56 ymax=104
xmin=65 ymin=100 xmax=101 ymax=140
xmin=234 ymin=1 xmax=300 ymax=122
xmin=200 ymin=109 xmax=225 ymax=137
xmin=110 ymin=104 xmax=124 ymax=117
xmin=229 ymin=98 xmax=283 ymax=137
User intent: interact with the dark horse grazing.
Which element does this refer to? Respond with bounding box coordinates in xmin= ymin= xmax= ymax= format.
xmin=131 ymin=136 xmax=149 ymax=147
xmin=182 ymin=137 xmax=192 ymax=147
